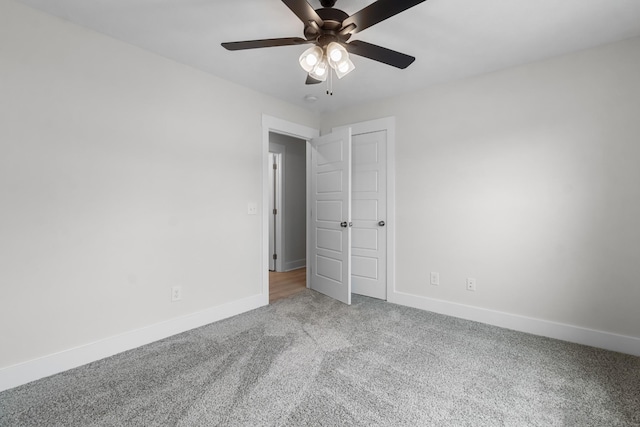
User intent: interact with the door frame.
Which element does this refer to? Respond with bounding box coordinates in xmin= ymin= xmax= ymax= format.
xmin=333 ymin=117 xmax=396 ymax=301
xmin=262 ymin=115 xmax=319 ymax=305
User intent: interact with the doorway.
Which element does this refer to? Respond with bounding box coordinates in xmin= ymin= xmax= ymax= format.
xmin=268 ymin=133 xmax=307 ymax=272
xmin=268 ymin=132 xmax=308 ymax=302
xmin=269 ymin=268 xmax=307 ymax=303
xmin=261 ymin=115 xmax=395 ymax=306
xmin=261 ymin=116 xmax=318 ymax=305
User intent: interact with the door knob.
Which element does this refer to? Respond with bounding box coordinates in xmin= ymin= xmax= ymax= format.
xmin=340 ymin=221 xmax=348 ymax=228
xmin=378 ymin=221 xmax=385 ymax=227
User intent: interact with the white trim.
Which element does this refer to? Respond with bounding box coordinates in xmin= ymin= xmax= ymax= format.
xmin=333 ymin=117 xmax=396 ymax=302
xmin=262 ymin=115 xmax=319 ymax=301
xmin=0 ymin=293 xmax=265 ymax=392
xmin=390 ymin=291 xmax=640 ymax=357
xmin=306 ymin=140 xmax=312 ymax=289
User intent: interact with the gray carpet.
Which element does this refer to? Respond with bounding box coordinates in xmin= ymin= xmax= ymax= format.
xmin=1 ymin=290 xmax=639 ymax=426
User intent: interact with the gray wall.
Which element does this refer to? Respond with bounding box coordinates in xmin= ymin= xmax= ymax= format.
xmin=269 ymin=133 xmax=307 ymax=271
xmin=323 ymin=37 xmax=640 ymax=339
xmin=0 ymin=0 xmax=318 ymax=369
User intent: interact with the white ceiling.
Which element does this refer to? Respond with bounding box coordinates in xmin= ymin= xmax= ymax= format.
xmin=15 ymin=0 xmax=640 ymax=112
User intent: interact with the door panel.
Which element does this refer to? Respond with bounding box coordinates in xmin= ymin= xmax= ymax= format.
xmin=317 ymin=170 xmax=343 ymax=193
xmin=316 ymin=200 xmax=342 ymax=221
xmin=352 ymin=228 xmax=378 ymax=250
xmin=353 ymin=140 xmax=379 ymax=163
xmin=309 ymin=128 xmax=352 ymax=305
xmin=317 ymin=228 xmax=343 ymax=252
xmin=353 ymin=199 xmax=378 ymax=220
xmin=316 ymin=255 xmax=343 ymax=282
xmin=353 ymin=170 xmax=379 ymax=192
xmin=351 ymin=131 xmax=387 ymax=300
xmin=352 ymin=256 xmax=378 ymax=279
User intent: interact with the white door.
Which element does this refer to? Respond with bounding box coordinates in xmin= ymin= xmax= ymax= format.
xmin=309 ymin=128 xmax=352 ymax=305
xmin=351 ymin=131 xmax=387 ymax=299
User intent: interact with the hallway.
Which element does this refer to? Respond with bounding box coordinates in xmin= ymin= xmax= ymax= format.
xmin=269 ymin=268 xmax=306 ymax=303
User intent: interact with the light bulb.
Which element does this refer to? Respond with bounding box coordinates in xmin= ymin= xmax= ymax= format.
xmin=329 ymin=47 xmax=343 ymax=62
xmin=305 ymin=54 xmax=318 ymax=67
xmin=299 ymin=46 xmax=323 ymax=73
xmin=309 ymin=57 xmax=329 ymax=82
xmin=338 ymin=62 xmax=349 ymax=73
xmin=326 ymin=42 xmax=348 ymax=69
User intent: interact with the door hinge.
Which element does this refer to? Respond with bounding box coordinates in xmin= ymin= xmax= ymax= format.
xmin=273 ymin=163 xmax=277 ymax=170
xmin=273 ymin=253 xmax=278 ymax=260
xmin=273 ymin=208 xmax=277 ymax=215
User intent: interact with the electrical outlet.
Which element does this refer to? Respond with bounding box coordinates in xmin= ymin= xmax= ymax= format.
xmin=247 ymin=202 xmax=257 ymax=215
xmin=430 ymin=272 xmax=439 ymax=286
xmin=171 ymin=286 xmax=182 ymax=302
xmin=466 ymin=278 xmax=476 ymax=291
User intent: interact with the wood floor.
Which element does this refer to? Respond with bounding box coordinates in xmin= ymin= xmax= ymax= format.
xmin=269 ymin=268 xmax=307 ymax=303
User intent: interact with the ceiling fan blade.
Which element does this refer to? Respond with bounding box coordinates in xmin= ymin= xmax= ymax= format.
xmin=282 ymin=0 xmax=324 ymax=27
xmin=222 ymin=37 xmax=310 ymax=51
xmin=342 ymin=0 xmax=427 ymax=34
xmin=306 ymin=75 xmax=322 ymax=85
xmin=346 ymin=40 xmax=415 ymax=69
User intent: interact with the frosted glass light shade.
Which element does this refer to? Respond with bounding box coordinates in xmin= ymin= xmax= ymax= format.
xmin=299 ymin=46 xmax=323 ymax=72
xmin=335 ymin=58 xmax=355 ymax=79
xmin=309 ymin=57 xmax=329 ymax=82
xmin=326 ymin=42 xmax=349 ymax=69
xmin=327 ymin=42 xmax=346 ymax=63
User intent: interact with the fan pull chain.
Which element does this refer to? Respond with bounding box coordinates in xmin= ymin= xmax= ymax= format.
xmin=326 ymin=70 xmax=334 ymax=96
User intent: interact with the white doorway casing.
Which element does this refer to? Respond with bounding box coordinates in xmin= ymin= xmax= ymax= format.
xmin=262 ymin=115 xmax=319 ymax=305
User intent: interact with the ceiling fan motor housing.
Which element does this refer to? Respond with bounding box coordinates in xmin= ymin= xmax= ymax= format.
xmin=303 ymin=7 xmax=351 ymax=45
xmin=319 ymin=0 xmax=337 ymax=7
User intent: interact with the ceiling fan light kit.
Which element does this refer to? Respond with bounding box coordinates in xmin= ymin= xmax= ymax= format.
xmin=222 ymin=0 xmax=427 ymax=94
xmin=301 ymin=41 xmax=355 ymax=82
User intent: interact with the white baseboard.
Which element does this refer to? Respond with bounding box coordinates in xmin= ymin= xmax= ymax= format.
xmin=389 ymin=290 xmax=640 ymax=357
xmin=0 ymin=293 xmax=266 ymax=393
xmin=284 ymin=259 xmax=306 ymax=272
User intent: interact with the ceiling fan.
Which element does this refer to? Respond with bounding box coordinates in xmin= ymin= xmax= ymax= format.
xmin=221 ymin=0 xmax=426 ymax=88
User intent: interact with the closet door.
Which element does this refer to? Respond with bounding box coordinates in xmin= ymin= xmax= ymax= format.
xmin=351 ymin=130 xmax=387 ymax=300
xmin=309 ymin=128 xmax=352 ymax=305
